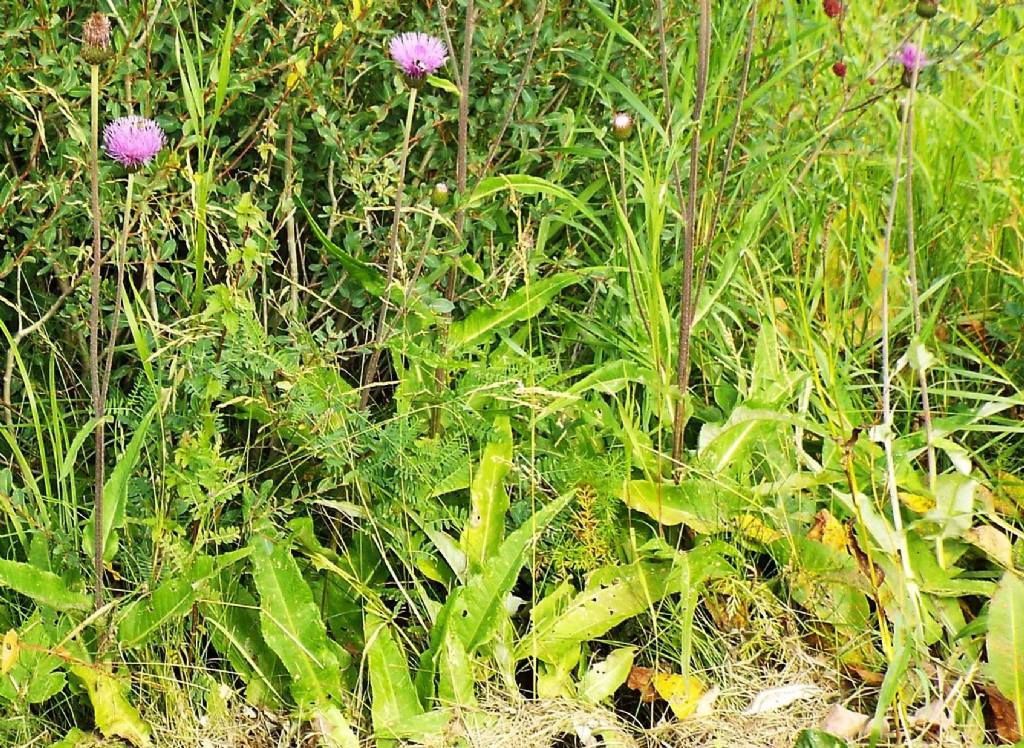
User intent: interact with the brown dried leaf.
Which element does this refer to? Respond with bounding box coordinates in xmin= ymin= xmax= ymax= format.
xmin=626 ymin=666 xmax=659 ymax=703
xmin=820 ymin=704 xmax=870 ymax=739
xmin=846 ymin=523 xmax=885 ymax=588
xmin=984 ymin=683 xmax=1021 ymax=743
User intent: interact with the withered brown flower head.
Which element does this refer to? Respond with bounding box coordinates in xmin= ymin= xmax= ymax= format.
xmin=81 ymin=13 xmax=112 ymax=65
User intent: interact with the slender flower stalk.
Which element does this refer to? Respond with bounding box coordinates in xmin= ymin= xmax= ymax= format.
xmin=665 ymin=0 xmax=711 ymax=466
xmin=901 ymin=32 xmax=937 ymax=490
xmin=432 ymin=4 xmax=475 ymax=435
xmin=88 ymin=58 xmax=105 ymax=611
xmin=878 ymin=39 xmax=924 ymax=629
xmin=361 ymin=83 xmax=420 ymax=408
xmin=362 ymin=32 xmax=448 ymax=408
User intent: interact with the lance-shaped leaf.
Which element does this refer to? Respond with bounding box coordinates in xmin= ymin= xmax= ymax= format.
xmin=250 ymin=536 xmax=343 ymax=707
xmin=0 ymin=558 xmax=90 ymax=612
xmin=988 ymin=571 xmax=1024 ymax=730
xmin=461 ymin=416 xmax=512 ymax=570
xmin=519 ymin=544 xmax=733 ymax=665
xmin=448 ymin=272 xmax=580 ymax=352
xmin=452 ymin=491 xmax=574 ymax=652
xmin=70 ymin=665 xmax=151 ymax=747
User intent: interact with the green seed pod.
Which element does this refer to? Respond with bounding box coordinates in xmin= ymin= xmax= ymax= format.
xmin=916 ymin=0 xmax=938 ymax=19
xmin=430 ymin=182 xmax=450 ymax=208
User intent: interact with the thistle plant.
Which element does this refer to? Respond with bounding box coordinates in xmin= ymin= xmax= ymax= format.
xmin=361 ymin=32 xmax=448 ymax=408
xmin=82 ymin=7 xmax=164 ymax=609
xmin=82 ymin=12 xmax=111 ymax=610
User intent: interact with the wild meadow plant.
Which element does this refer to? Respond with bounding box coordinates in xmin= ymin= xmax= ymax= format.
xmin=361 ymin=32 xmax=448 ymax=408
xmin=2 ymin=1 xmax=1023 ymax=745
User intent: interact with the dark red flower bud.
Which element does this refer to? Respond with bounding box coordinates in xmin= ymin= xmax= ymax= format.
xmin=832 ymin=60 xmax=847 ymax=78
xmin=822 ymin=0 xmax=843 ymax=19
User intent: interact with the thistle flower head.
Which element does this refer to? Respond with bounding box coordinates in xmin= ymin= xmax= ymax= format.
xmin=81 ymin=13 xmax=112 ymax=64
xmin=103 ymin=116 xmax=165 ymax=171
xmin=896 ymin=43 xmax=927 ymax=73
xmin=389 ymin=32 xmax=448 ymax=81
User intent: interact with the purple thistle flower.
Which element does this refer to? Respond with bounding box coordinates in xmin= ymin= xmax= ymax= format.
xmin=103 ymin=116 xmax=164 ymax=170
xmin=896 ymin=43 xmax=928 ymax=73
xmin=389 ymin=32 xmax=447 ymax=80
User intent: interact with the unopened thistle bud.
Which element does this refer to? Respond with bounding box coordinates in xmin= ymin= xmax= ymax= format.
xmin=822 ymin=0 xmax=843 ymax=19
xmin=611 ymin=112 xmax=634 ymax=141
xmin=81 ymin=13 xmax=113 ymax=65
xmin=916 ymin=0 xmax=938 ymax=19
xmin=430 ymin=182 xmax=450 ymax=208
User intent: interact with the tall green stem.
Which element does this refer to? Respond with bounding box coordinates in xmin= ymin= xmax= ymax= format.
xmin=361 ymin=86 xmax=418 ymax=409
xmin=100 ymin=173 xmax=135 ymax=406
xmin=88 ymin=63 xmax=105 ymax=610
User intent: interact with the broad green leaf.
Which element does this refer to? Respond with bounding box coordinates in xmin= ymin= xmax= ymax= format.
xmin=579 ymin=647 xmax=635 ymax=704
xmin=118 ymin=577 xmax=196 ymax=649
xmin=520 ymin=545 xmax=732 ymax=665
xmin=118 ymin=551 xmax=246 ymax=648
xmin=438 ymin=626 xmax=476 ymax=707
xmin=987 ymin=571 xmax=1024 ymax=729
xmin=201 ymin=574 xmax=287 ymax=707
xmin=250 ymin=536 xmax=343 ymax=707
xmin=464 ymin=176 xmax=603 ymax=234
xmin=0 ymin=558 xmax=90 ymax=612
xmin=365 ymin=613 xmax=449 ymax=740
xmin=0 ymin=615 xmax=65 ymax=705
xmin=461 ymin=416 xmax=512 ymax=570
xmin=621 ymin=479 xmax=746 ymax=534
xmin=70 ymin=666 xmax=152 ymax=747
xmin=449 ymin=272 xmax=581 ymax=352
xmin=452 ymin=491 xmax=574 ymax=651
xmin=314 ymin=705 xmax=360 ymax=748
xmin=83 ymin=403 xmax=158 ymax=563
xmin=537 ymin=360 xmax=648 ymax=420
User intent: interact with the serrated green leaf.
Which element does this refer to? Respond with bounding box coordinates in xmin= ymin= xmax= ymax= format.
xmin=452 ymin=491 xmax=574 ymax=651
xmin=621 ymin=479 xmax=745 ymax=533
xmin=519 ymin=545 xmax=732 ymax=665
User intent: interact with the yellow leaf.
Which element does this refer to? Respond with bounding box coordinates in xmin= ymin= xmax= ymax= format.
xmin=807 ymin=509 xmax=847 ymax=553
xmin=652 ymin=673 xmax=705 ymax=720
xmin=736 ymin=513 xmax=782 ymax=544
xmin=899 ymin=491 xmax=934 ymax=513
xmin=332 ymin=20 xmax=345 ymax=39
xmin=285 ymin=71 xmax=299 ymax=90
xmin=1 ymin=629 xmax=17 ymax=675
xmin=351 ymin=0 xmax=363 ymax=21
xmin=296 ymin=58 xmax=307 ymax=76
